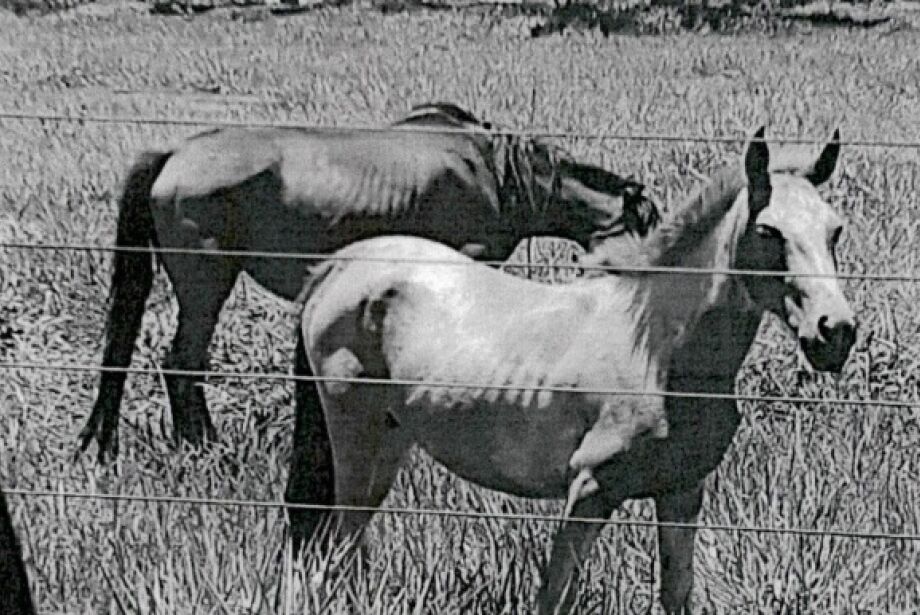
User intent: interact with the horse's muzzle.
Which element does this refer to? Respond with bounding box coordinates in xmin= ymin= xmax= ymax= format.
xmin=800 ymin=315 xmax=857 ymax=373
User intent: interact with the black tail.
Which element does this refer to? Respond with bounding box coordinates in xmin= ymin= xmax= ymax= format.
xmin=284 ymin=327 xmax=335 ymax=555
xmin=78 ymin=150 xmax=172 ymax=462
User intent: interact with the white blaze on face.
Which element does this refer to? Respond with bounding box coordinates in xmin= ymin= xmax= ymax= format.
xmin=759 ymin=175 xmax=855 ymax=366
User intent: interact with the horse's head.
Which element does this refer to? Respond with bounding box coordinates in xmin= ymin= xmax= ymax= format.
xmin=738 ymin=127 xmax=856 ymax=372
xmin=545 ymin=157 xmax=662 ymax=248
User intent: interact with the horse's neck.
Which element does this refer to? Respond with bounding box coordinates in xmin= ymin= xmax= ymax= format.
xmin=667 ymin=293 xmax=763 ymax=394
xmin=491 ymin=135 xmax=555 ymax=225
xmin=644 ymin=197 xmax=752 ymax=365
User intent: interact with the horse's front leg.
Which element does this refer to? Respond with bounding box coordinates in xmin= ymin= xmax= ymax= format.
xmin=655 ymin=483 xmax=704 ymax=615
xmin=536 ymin=493 xmax=619 ymax=615
xmin=162 ymin=254 xmax=239 ymax=446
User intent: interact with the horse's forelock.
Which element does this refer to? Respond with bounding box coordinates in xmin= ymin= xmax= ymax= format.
xmin=768 ymin=149 xmax=827 ymax=177
xmin=758 ymin=134 xmax=841 ymax=181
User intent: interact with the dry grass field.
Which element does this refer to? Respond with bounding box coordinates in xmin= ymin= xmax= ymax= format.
xmin=1 ymin=3 xmax=920 ymax=613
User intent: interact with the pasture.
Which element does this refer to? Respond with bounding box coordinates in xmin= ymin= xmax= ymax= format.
xmin=1 ymin=4 xmax=920 ymax=613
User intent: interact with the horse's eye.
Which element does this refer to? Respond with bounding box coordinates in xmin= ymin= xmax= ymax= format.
xmin=756 ymin=224 xmax=782 ymax=240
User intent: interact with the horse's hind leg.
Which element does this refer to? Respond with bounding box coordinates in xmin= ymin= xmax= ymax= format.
xmin=161 ymin=253 xmax=240 ymax=445
xmin=326 ymin=387 xmax=409 ymax=542
xmin=285 ymin=329 xmax=335 ymax=555
xmin=316 ymin=348 xmax=409 ymax=545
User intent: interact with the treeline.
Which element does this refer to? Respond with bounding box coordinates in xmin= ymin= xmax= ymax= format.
xmin=0 ymin=0 xmax=908 ymax=34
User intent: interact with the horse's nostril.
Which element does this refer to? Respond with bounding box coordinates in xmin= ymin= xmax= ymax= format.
xmin=818 ymin=315 xmax=831 ymax=341
xmin=819 ymin=315 xmax=857 ymax=349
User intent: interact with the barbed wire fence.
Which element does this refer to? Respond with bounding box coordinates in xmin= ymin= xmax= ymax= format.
xmin=6 ymin=488 xmax=920 ymax=542
xmin=2 ymin=108 xmax=920 ymax=556
xmin=4 ymin=109 xmax=920 ymax=147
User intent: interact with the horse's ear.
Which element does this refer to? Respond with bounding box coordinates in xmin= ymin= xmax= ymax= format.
xmin=804 ymin=127 xmax=841 ymax=186
xmin=745 ymin=126 xmax=771 ymax=214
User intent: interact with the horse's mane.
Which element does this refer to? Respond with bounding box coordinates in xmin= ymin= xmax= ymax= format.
xmin=394 ymin=102 xmax=489 ymax=129
xmin=393 ymin=102 xmax=658 ymax=229
xmin=642 ymin=163 xmax=747 ymax=267
xmin=491 ymin=135 xmax=560 ymax=217
xmin=399 ymin=103 xmax=556 ymax=218
xmin=556 ymin=157 xmax=641 ymax=195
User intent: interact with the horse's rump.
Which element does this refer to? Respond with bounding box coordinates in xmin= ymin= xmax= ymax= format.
xmin=151 ymin=129 xmax=282 ymax=202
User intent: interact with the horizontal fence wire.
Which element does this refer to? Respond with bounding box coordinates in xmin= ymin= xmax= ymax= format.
xmin=0 ymin=241 xmax=915 ymax=283
xmin=1 ymin=361 xmax=917 ymax=409
xmin=5 ymin=487 xmax=920 ymax=542
xmin=3 ymin=110 xmax=918 ymax=552
xmin=2 ymin=109 xmax=920 ymax=148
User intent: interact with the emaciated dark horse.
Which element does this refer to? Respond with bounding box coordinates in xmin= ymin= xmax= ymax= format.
xmin=80 ymin=102 xmax=660 ymax=461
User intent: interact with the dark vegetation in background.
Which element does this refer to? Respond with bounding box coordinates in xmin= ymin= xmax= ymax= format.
xmin=530 ymin=0 xmax=900 ymax=36
xmin=0 ymin=0 xmax=909 ymax=37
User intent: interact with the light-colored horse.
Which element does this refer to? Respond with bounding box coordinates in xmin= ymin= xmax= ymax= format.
xmin=293 ymin=127 xmax=855 ymax=613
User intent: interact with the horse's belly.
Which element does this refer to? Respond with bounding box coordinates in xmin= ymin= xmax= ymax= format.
xmin=244 ymin=257 xmax=315 ymax=301
xmin=406 ymin=404 xmax=584 ymax=500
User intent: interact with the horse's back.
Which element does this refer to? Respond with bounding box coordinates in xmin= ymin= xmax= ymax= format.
xmin=272 ymin=129 xmax=495 ymax=218
xmin=151 ymin=126 xmax=496 ymax=231
xmin=302 ymin=235 xmax=475 ymax=344
xmin=157 ymin=126 xmax=483 ymax=193
xmin=301 ymin=235 xmax=615 ymax=392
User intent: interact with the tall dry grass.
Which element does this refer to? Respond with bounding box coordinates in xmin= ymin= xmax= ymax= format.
xmin=1 ymin=6 xmax=919 ymax=613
